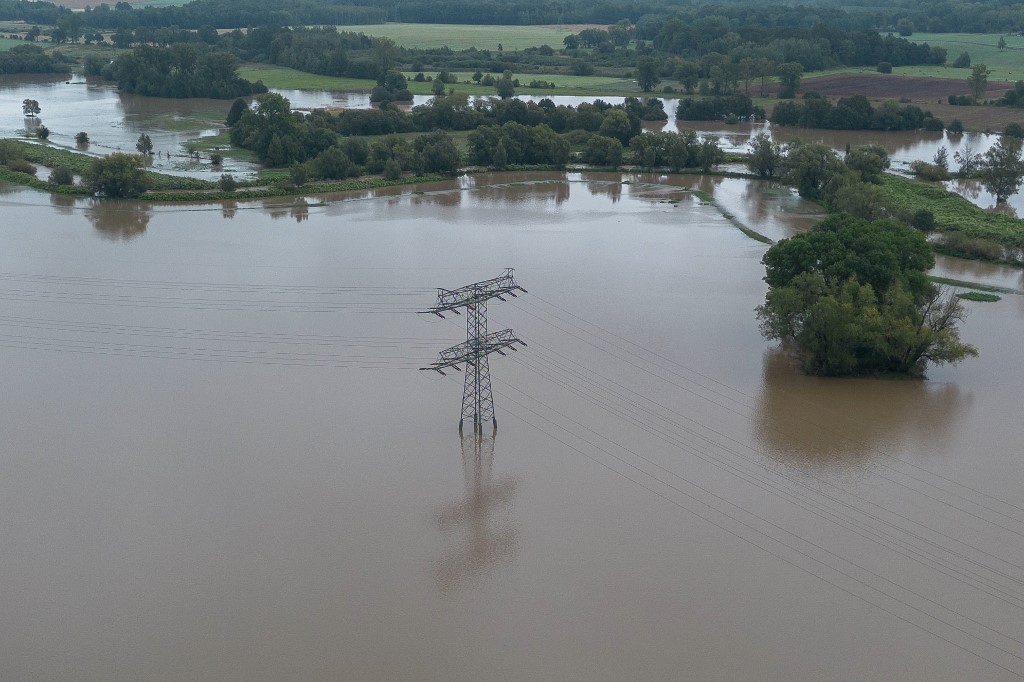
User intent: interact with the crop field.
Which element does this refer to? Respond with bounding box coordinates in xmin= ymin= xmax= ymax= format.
xmin=333 ymin=23 xmax=578 ymax=51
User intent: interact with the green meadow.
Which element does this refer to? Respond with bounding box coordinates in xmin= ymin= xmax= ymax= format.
xmin=333 ymin=23 xmax=578 ymax=51
xmin=239 ymin=64 xmax=646 ymax=97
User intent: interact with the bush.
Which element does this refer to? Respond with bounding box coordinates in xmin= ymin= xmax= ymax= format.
xmin=35 ymin=125 xmax=49 ymax=140
xmin=383 ymin=158 xmax=402 ymax=180
xmin=7 ymin=158 xmax=36 ymax=175
xmin=911 ymin=209 xmax=935 ymax=232
xmin=949 ymin=119 xmax=964 ymax=134
xmin=877 ymin=62 xmax=893 ymax=74
xmin=939 ymin=232 xmax=1005 ymax=260
xmin=218 ymin=173 xmax=237 ymax=191
xmin=75 ymin=131 xmax=89 ymax=145
xmin=1004 ymin=123 xmax=1024 ymax=139
xmin=910 ymin=161 xmax=950 ymax=181
xmin=210 ymin=152 xmax=223 ymax=165
xmin=48 ymin=166 xmax=74 ymax=185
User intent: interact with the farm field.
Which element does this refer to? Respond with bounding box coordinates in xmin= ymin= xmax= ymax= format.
xmin=333 ymin=23 xmax=579 ymax=50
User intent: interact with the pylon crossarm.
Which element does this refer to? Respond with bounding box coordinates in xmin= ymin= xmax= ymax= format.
xmin=419 ymin=329 xmax=524 ymax=373
xmin=418 ymin=268 xmax=526 ymax=316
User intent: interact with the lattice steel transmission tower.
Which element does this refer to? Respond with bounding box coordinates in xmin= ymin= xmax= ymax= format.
xmin=420 ymin=269 xmax=527 ymax=434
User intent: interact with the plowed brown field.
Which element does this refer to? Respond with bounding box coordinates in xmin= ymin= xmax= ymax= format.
xmin=772 ymin=73 xmax=1024 ymax=130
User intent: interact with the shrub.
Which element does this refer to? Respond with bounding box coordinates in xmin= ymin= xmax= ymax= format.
xmin=218 ymin=173 xmax=237 ymax=191
xmin=949 ymin=119 xmax=964 ymax=134
xmin=48 ymin=166 xmax=74 ymax=185
xmin=911 ymin=209 xmax=935 ymax=232
xmin=35 ymin=125 xmax=49 ymax=140
xmin=877 ymin=62 xmax=893 ymax=74
xmin=8 ymin=158 xmax=36 ymax=175
xmin=383 ymin=158 xmax=402 ymax=180
xmin=1004 ymin=123 xmax=1024 ymax=139
xmin=910 ymin=161 xmax=950 ymax=181
xmin=939 ymin=232 xmax=1005 ymax=260
xmin=75 ymin=131 xmax=89 ymax=145
xmin=210 ymin=152 xmax=223 ymax=165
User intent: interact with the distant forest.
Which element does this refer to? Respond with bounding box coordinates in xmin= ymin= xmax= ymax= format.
xmin=4 ymin=0 xmax=1024 ymax=32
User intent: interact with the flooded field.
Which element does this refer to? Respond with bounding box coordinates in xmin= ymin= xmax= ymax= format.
xmin=0 ymin=173 xmax=1022 ymax=680
xmin=5 ymin=73 xmax=1018 ymax=211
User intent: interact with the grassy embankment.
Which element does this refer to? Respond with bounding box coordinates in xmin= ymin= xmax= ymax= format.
xmin=878 ymin=173 xmax=1024 ymax=264
xmin=238 ymin=65 xmax=647 ymax=97
xmin=0 ymin=139 xmax=448 ymax=201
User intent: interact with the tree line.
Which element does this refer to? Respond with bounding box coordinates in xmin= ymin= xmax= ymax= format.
xmin=5 ymin=0 xmax=1024 ymax=33
xmin=87 ymin=44 xmax=267 ymax=98
xmin=0 ymin=44 xmax=72 ymax=74
xmin=770 ymin=94 xmax=945 ymax=132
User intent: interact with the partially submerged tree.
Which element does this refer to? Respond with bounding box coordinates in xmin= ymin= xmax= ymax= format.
xmin=756 ymin=214 xmax=977 ymax=376
xmin=979 ymin=134 xmax=1024 ymax=203
xmin=22 ymin=99 xmax=40 ymax=116
xmin=136 ymin=133 xmax=154 ymax=155
xmin=747 ymin=132 xmax=782 ymax=178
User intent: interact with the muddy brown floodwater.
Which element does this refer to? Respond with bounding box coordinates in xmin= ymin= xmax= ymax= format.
xmin=0 ymin=173 xmax=1023 ymax=681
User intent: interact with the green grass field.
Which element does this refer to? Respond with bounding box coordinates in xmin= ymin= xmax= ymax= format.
xmin=240 ymin=64 xmax=648 ymax=97
xmin=0 ymin=37 xmax=23 ymax=51
xmin=901 ymin=32 xmax=1024 ymax=82
xmin=333 ymin=23 xmax=577 ymax=51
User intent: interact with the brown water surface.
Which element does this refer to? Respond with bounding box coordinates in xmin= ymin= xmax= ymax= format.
xmin=0 ymin=174 xmax=1022 ymax=681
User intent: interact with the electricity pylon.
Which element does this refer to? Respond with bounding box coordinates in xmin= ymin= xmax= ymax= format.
xmin=420 ymin=269 xmax=527 ymax=434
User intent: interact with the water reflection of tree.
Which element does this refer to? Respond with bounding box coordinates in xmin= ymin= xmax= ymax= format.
xmin=434 ymin=434 xmax=518 ymax=593
xmin=477 ymin=181 xmax=570 ymax=206
xmin=85 ymin=202 xmax=152 ymax=240
xmin=290 ymin=199 xmax=309 ymax=222
xmin=753 ymin=348 xmax=968 ymax=469
xmin=582 ymin=178 xmax=623 ymax=203
xmin=49 ymin=193 xmax=77 ymax=215
xmin=221 ymin=201 xmax=237 ymax=219
xmin=411 ymin=190 xmax=463 ymax=207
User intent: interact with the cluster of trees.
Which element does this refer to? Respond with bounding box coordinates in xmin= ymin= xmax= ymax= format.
xmin=228 ymin=93 xmax=463 ymax=177
xmin=756 ymin=213 xmax=976 ymax=376
xmin=328 ymin=95 xmax=657 ymax=140
xmin=652 ymin=19 xmax=946 ymax=72
xmin=467 ymin=123 xmax=570 ymax=167
xmin=676 ymin=95 xmax=763 ymax=121
xmin=772 ymin=94 xmax=945 ymax=132
xmin=0 ymin=43 xmax=72 ymax=74
xmin=226 ymin=92 xmax=726 ymax=175
xmin=94 ymin=44 xmax=267 ymax=98
xmin=748 ymin=135 xmax=896 ymax=218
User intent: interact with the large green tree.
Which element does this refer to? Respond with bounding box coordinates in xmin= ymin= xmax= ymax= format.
xmin=636 ymin=56 xmax=661 ymax=92
xmin=85 ymin=153 xmax=151 ymax=198
xmin=757 ymin=214 xmax=976 ymax=376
